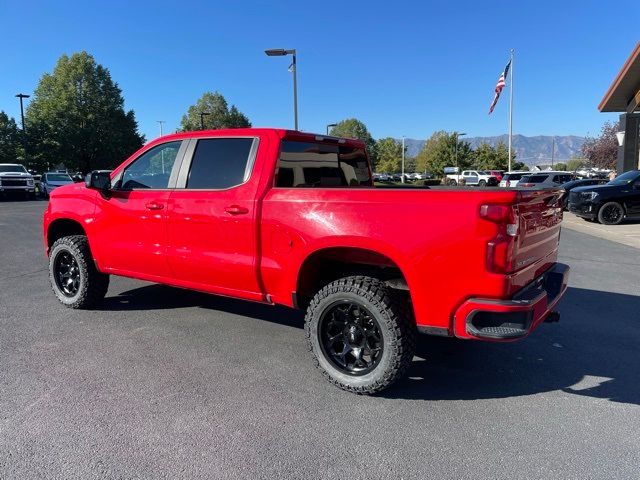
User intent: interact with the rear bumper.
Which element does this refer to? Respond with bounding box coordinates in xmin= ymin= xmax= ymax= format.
xmin=453 ymin=263 xmax=570 ymax=341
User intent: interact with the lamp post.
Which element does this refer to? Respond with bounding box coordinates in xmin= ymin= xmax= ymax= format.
xmin=199 ymin=112 xmax=210 ymax=130
xmin=265 ymin=48 xmax=298 ymax=130
xmin=455 ymin=132 xmax=466 ymax=183
xmin=401 ymin=136 xmax=406 ymax=184
xmin=15 ymin=93 xmax=30 ymax=165
xmin=157 ymin=120 xmax=165 ymax=136
xmin=326 ymin=123 xmax=337 ymax=135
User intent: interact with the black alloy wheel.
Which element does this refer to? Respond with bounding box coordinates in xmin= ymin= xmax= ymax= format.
xmin=305 ymin=276 xmax=415 ymax=394
xmin=53 ymin=251 xmax=81 ymax=297
xmin=318 ymin=301 xmax=383 ymax=376
xmin=48 ymin=235 xmax=110 ymax=308
xmin=598 ymin=202 xmax=624 ymax=225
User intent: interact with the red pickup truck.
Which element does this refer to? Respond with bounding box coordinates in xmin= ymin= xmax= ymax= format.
xmin=43 ymin=128 xmax=569 ymax=394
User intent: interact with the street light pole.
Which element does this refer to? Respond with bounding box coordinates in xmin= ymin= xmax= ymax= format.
xmin=15 ymin=93 xmax=29 ymax=133
xmin=265 ymin=48 xmax=298 ymax=130
xmin=15 ymin=93 xmax=30 ymax=165
xmin=200 ymin=112 xmax=210 ymax=130
xmin=157 ymin=120 xmax=165 ymax=137
xmin=326 ymin=123 xmax=337 ymax=135
xmin=455 ymin=132 xmax=466 ymax=184
xmin=401 ymin=136 xmax=406 ymax=184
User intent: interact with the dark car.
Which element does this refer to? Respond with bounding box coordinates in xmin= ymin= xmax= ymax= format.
xmin=560 ymin=178 xmax=608 ymax=209
xmin=568 ymin=170 xmax=640 ymax=225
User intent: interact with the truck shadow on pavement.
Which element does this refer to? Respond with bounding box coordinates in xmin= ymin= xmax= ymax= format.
xmin=387 ymin=286 xmax=640 ymax=405
xmin=99 ymin=284 xmax=639 ymax=406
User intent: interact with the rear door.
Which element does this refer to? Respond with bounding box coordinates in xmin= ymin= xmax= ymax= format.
xmin=166 ymin=136 xmax=262 ymax=299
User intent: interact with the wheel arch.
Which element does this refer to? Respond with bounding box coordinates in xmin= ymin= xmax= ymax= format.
xmin=47 ymin=218 xmax=87 ymax=251
xmin=294 ymin=246 xmax=411 ymax=311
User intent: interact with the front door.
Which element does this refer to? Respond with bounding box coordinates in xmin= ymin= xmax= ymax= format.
xmin=166 ymin=136 xmax=262 ymax=299
xmin=93 ymin=140 xmax=184 ymax=279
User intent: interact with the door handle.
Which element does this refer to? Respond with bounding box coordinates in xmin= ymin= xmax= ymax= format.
xmin=224 ymin=205 xmax=249 ymax=215
xmin=145 ymin=202 xmax=164 ymax=210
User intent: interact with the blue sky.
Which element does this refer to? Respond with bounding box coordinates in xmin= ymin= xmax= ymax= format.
xmin=1 ymin=0 xmax=638 ymax=142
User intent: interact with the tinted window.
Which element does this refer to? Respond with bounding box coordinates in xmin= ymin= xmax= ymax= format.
xmin=505 ymin=173 xmax=525 ymax=181
xmin=520 ymin=175 xmax=548 ymax=183
xmin=276 ymin=141 xmax=372 ymax=188
xmin=121 ymin=141 xmax=181 ymax=190
xmin=186 ymin=138 xmax=254 ymax=189
xmin=552 ymin=174 xmax=572 ymax=183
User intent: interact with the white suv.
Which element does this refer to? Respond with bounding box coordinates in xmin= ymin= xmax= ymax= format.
xmin=499 ymin=171 xmax=529 ymax=187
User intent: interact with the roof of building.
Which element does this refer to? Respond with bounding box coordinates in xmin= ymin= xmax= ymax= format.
xmin=599 ymin=42 xmax=640 ymax=113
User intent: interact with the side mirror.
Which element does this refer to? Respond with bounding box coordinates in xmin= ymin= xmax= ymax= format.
xmin=85 ymin=170 xmax=112 ymax=191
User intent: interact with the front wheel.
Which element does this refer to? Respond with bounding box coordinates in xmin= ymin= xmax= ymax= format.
xmin=49 ymin=235 xmax=109 ymax=308
xmin=305 ymin=276 xmax=415 ymax=394
xmin=478 ymin=180 xmax=486 ymax=187
xmin=597 ymin=202 xmax=624 ymax=225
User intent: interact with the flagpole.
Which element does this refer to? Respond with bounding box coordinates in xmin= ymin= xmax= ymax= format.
xmin=508 ymin=49 xmax=514 ymax=171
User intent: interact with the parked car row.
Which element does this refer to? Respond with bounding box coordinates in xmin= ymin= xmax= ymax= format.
xmin=568 ymin=169 xmax=640 ymax=225
xmin=373 ymin=172 xmax=434 ymax=182
xmin=0 ymin=163 xmax=80 ymax=200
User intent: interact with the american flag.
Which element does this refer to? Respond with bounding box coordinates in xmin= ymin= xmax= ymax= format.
xmin=488 ymin=59 xmax=511 ymax=114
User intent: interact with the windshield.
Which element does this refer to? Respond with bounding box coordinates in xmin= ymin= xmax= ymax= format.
xmin=46 ymin=174 xmax=73 ymax=182
xmin=0 ymin=165 xmax=28 ymax=173
xmin=608 ymin=170 xmax=640 ymax=186
xmin=505 ymin=173 xmax=525 ymax=181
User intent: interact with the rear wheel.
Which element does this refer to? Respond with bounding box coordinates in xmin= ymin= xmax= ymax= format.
xmin=49 ymin=235 xmax=109 ymax=308
xmin=597 ymin=202 xmax=624 ymax=225
xmin=447 ymin=179 xmax=457 ymax=186
xmin=305 ymin=276 xmax=415 ymax=394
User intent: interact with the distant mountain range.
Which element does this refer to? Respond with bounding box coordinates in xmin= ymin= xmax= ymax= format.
xmin=401 ymin=135 xmax=586 ymax=167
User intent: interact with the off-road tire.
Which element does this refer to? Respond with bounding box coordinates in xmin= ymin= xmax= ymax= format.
xmin=49 ymin=235 xmax=109 ymax=308
xmin=305 ymin=276 xmax=416 ymax=394
xmin=597 ymin=201 xmax=624 ymax=225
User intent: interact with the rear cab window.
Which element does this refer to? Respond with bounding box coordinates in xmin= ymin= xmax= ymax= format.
xmin=275 ymin=140 xmax=372 ymax=188
xmin=186 ymin=138 xmax=256 ymax=189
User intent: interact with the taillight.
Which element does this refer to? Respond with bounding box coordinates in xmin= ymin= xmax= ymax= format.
xmin=480 ymin=204 xmax=520 ymax=273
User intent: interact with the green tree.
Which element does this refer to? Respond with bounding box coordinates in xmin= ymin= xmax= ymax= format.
xmin=416 ymin=131 xmax=473 ymax=176
xmin=375 ymin=137 xmax=402 ymax=172
xmin=473 ymin=143 xmax=500 ymax=170
xmin=329 ymin=118 xmax=377 ymax=165
xmin=180 ymin=92 xmax=251 ymax=131
xmin=554 ymin=162 xmax=567 ymax=171
xmin=0 ymin=112 xmax=21 ymax=164
xmin=26 ymin=51 xmax=144 ymax=173
xmin=566 ymin=157 xmax=584 ymax=172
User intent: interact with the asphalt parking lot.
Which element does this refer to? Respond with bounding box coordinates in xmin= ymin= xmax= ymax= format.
xmin=1 ymin=200 xmax=639 ymax=479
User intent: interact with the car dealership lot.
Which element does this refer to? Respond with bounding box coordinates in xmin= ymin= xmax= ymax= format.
xmin=1 ymin=200 xmax=639 ymax=479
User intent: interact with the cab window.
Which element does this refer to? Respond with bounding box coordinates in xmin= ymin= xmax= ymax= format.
xmin=119 ymin=141 xmax=181 ymax=190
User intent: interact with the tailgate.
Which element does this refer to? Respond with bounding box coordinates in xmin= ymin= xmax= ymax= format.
xmin=513 ymin=188 xmax=564 ymax=272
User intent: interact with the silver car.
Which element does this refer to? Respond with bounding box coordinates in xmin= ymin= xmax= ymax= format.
xmin=41 ymin=172 xmax=74 ymax=197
